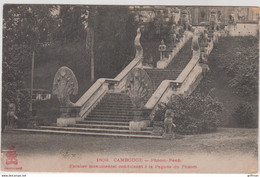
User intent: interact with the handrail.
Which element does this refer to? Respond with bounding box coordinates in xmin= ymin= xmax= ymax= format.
xmin=175 ymin=51 xmax=200 ymax=83
xmin=75 ymin=78 xmax=106 ymax=106
xmin=145 ymin=80 xmax=176 ymax=109
xmin=113 ymin=57 xmax=141 ymax=82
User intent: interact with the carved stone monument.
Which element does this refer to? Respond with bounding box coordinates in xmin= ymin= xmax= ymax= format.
xmin=125 ymin=68 xmax=153 ymax=130
xmin=192 ymin=29 xmax=200 ymax=52
xmin=162 ymin=109 xmax=176 ymax=139
xmin=199 ymin=30 xmax=209 ymax=55
xmin=52 ymin=66 xmax=80 ymax=126
xmin=125 ymin=68 xmax=153 ymax=109
xmin=180 ymin=9 xmax=191 ymax=31
xmin=134 ymin=27 xmax=143 ymax=59
xmin=209 ymin=9 xmax=220 ymax=31
xmin=6 ymin=103 xmax=18 ymax=129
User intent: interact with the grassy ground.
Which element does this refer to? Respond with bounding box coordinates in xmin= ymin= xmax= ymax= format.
xmin=1 ymin=128 xmax=257 ymax=173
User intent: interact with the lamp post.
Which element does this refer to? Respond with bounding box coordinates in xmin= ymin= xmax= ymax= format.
xmin=29 ymin=51 xmax=35 ymax=116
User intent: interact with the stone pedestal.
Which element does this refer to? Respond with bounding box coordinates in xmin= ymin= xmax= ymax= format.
xmin=129 ymin=109 xmax=151 ymax=131
xmin=57 ymin=106 xmax=81 ymax=127
xmin=57 ymin=117 xmax=77 ymax=127
xmin=157 ymin=60 xmax=168 ymax=69
xmin=129 ymin=120 xmax=151 ymax=131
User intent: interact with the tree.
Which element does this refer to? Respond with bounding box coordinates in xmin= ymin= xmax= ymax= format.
xmin=2 ymin=5 xmax=56 ymax=121
xmin=54 ymin=5 xmax=89 ymax=42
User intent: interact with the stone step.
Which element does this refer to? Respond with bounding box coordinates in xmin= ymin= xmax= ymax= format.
xmin=97 ymin=102 xmax=133 ymax=106
xmin=86 ymin=117 xmax=132 ymax=122
xmin=104 ymin=95 xmax=130 ymax=98
xmin=105 ymin=93 xmax=130 ymax=96
xmin=77 ymin=120 xmax=129 ymax=126
xmin=74 ymin=123 xmax=129 ymax=130
xmin=141 ymin=127 xmax=153 ymax=131
xmin=40 ymin=126 xmax=151 ymax=135
xmin=166 ymin=38 xmax=193 ymax=70
xmin=90 ymin=109 xmax=142 ymax=114
xmin=93 ymin=106 xmax=138 ymax=109
xmin=102 ymin=94 xmax=131 ymax=99
xmin=13 ymin=129 xmax=162 ymax=139
xmin=94 ymin=106 xmax=135 ymax=110
xmin=86 ymin=114 xmax=133 ymax=119
xmin=101 ymin=98 xmax=132 ymax=102
xmin=89 ymin=112 xmax=137 ymax=116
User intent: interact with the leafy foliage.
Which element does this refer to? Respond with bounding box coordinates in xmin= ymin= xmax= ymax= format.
xmin=3 ymin=5 xmax=138 ymax=122
xmin=154 ymin=93 xmax=223 ymax=134
xmin=232 ymin=102 xmax=255 ymax=128
xmin=3 ymin=5 xmax=56 ymax=119
xmin=214 ymin=36 xmax=259 ymax=98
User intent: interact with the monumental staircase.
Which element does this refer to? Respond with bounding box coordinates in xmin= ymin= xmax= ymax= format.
xmin=14 ymin=27 xmax=219 ymax=139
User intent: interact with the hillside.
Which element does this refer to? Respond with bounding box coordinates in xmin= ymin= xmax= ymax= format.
xmin=193 ymin=36 xmax=259 ymax=127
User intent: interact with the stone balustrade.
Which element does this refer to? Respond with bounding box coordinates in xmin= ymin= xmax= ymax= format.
xmin=225 ymin=22 xmax=259 ymax=37
xmin=145 ymin=30 xmax=219 ymax=121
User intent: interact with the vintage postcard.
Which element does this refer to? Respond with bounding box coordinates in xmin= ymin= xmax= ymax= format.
xmin=1 ymin=3 xmax=259 ymax=174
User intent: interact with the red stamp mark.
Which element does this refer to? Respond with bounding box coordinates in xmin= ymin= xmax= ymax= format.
xmin=3 ymin=146 xmax=22 ymax=170
xmin=5 ymin=146 xmax=18 ymax=165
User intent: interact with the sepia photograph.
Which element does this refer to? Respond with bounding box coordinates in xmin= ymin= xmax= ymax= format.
xmin=1 ymin=4 xmax=259 ymax=173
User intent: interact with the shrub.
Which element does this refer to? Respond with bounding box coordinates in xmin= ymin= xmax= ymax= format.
xmin=232 ymin=102 xmax=255 ymax=128
xmin=153 ymin=102 xmax=167 ymax=122
xmin=154 ymin=93 xmax=223 ymax=134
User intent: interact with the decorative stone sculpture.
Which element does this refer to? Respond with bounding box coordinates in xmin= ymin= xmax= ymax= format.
xmin=126 ymin=68 xmax=153 ymax=130
xmin=237 ymin=7 xmax=246 ymax=21
xmin=125 ymin=68 xmax=153 ymax=109
xmin=6 ymin=103 xmax=18 ymax=129
xmin=199 ymin=30 xmax=209 ymax=54
xmin=169 ymin=24 xmax=177 ymax=48
xmin=172 ymin=8 xmax=180 ymax=25
xmin=209 ymin=9 xmax=220 ymax=31
xmin=163 ymin=109 xmax=176 ymax=139
xmin=199 ymin=53 xmax=210 ymax=76
xmin=192 ymin=29 xmax=200 ymax=52
xmin=228 ymin=13 xmax=236 ymax=25
xmin=180 ymin=9 xmax=191 ymax=31
xmin=52 ymin=66 xmax=78 ymax=107
xmin=134 ymin=27 xmax=143 ymax=59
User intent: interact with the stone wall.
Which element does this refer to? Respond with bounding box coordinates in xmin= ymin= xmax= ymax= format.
xmin=226 ymin=23 xmax=259 ymax=36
